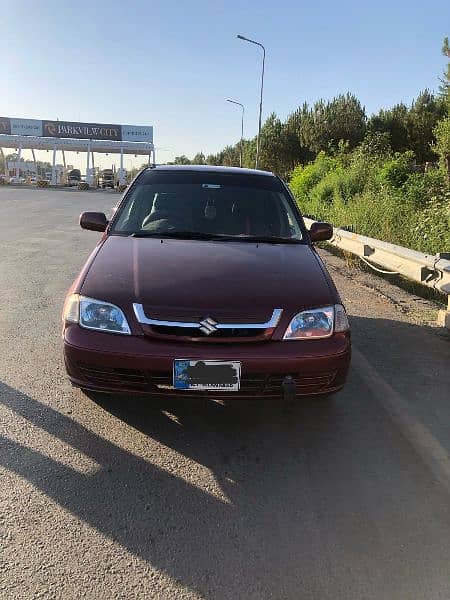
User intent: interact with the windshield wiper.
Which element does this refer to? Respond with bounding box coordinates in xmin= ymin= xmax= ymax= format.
xmin=130 ymin=230 xmax=231 ymax=240
xmin=233 ymin=235 xmax=302 ymax=244
xmin=129 ymin=231 xmax=302 ymax=243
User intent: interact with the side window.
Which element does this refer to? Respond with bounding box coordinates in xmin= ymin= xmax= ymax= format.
xmin=114 ymin=187 xmax=155 ymax=230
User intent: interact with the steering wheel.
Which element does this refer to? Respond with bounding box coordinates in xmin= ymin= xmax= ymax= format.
xmin=142 ymin=211 xmax=185 ymax=229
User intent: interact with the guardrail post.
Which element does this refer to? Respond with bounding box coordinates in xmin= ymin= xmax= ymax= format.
xmin=438 ymin=297 xmax=450 ymax=330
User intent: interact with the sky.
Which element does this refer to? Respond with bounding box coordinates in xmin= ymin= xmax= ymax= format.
xmin=1 ymin=0 xmax=449 ymax=170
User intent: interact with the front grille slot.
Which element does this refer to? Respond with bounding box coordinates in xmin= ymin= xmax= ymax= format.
xmin=78 ymin=363 xmax=148 ymax=389
xmin=148 ymin=371 xmax=337 ymax=394
xmin=149 ymin=325 xmax=266 ymax=339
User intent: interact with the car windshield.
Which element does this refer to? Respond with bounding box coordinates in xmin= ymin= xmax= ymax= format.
xmin=111 ymin=170 xmax=305 ymax=242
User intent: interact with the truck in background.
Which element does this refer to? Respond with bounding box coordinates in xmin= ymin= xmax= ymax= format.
xmin=100 ymin=169 xmax=115 ymax=189
xmin=67 ymin=169 xmax=81 ymax=186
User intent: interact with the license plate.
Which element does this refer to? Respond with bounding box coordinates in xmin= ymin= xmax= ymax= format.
xmin=173 ymin=360 xmax=241 ymax=391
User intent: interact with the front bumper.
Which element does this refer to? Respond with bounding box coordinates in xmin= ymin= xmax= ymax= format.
xmin=63 ymin=324 xmax=351 ymax=398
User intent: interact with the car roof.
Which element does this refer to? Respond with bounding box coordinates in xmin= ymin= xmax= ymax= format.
xmin=145 ymin=164 xmax=275 ymax=177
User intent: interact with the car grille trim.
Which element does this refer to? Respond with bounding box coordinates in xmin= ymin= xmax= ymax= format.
xmin=133 ymin=304 xmax=283 ymax=331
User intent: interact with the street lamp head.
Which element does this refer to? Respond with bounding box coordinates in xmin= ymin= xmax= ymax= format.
xmin=226 ymin=98 xmax=244 ymax=110
xmin=236 ymin=34 xmax=264 ymax=50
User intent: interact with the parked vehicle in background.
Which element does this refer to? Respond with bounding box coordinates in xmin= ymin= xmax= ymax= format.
xmin=67 ymin=169 xmax=82 ymax=186
xmin=100 ymin=169 xmax=115 ymax=189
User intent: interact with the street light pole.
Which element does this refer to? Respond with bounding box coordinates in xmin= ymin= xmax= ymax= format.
xmin=237 ymin=34 xmax=265 ymax=169
xmin=226 ymin=99 xmax=245 ymax=167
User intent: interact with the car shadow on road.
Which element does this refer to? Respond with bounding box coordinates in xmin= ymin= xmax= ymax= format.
xmin=1 ymin=379 xmax=352 ymax=598
xmin=2 ymin=315 xmax=450 ymax=598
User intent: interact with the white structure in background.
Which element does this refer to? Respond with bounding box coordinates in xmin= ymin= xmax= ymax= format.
xmin=116 ymin=167 xmax=127 ymax=186
xmin=0 ymin=117 xmax=155 ymax=185
xmin=7 ymin=160 xmax=37 ymax=174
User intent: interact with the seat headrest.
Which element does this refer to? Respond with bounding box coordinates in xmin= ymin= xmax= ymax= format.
xmin=153 ymin=193 xmax=181 ymax=212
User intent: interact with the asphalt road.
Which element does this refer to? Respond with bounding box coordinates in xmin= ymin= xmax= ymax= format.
xmin=1 ymin=186 xmax=450 ymax=600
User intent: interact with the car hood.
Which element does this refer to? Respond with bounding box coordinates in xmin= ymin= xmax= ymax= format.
xmin=80 ymin=236 xmax=336 ymax=321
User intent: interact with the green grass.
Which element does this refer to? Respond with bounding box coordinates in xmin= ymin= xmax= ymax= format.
xmin=290 ymin=150 xmax=450 ymax=254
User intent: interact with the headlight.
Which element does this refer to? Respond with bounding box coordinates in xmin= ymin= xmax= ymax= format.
xmin=62 ymin=294 xmax=131 ymax=335
xmin=283 ymin=304 xmax=349 ymax=340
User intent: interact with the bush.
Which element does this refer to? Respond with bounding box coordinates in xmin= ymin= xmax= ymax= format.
xmin=412 ymin=189 xmax=450 ymax=253
xmin=290 ymin=148 xmax=450 ymax=254
xmin=376 ymin=151 xmax=415 ymax=188
xmin=290 ymin=152 xmax=337 ymax=202
xmin=401 ymin=168 xmax=447 ymax=208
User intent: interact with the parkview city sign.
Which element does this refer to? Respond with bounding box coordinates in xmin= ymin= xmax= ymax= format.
xmin=43 ymin=120 xmax=121 ymax=140
xmin=0 ymin=117 xmax=153 ymax=143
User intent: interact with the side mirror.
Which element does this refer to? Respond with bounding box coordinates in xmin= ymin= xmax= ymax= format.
xmin=80 ymin=212 xmax=108 ymax=232
xmin=309 ymin=221 xmax=333 ymax=243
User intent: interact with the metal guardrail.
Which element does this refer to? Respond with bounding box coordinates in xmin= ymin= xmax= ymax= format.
xmin=303 ymin=217 xmax=450 ymax=329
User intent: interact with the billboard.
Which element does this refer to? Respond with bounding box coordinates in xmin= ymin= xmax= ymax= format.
xmin=121 ymin=124 xmax=153 ymax=143
xmin=7 ymin=161 xmax=37 ymax=173
xmin=0 ymin=117 xmax=153 ymax=143
xmin=42 ymin=120 xmax=121 ymax=141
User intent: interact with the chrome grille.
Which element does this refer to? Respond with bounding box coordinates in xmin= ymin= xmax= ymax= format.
xmin=133 ymin=304 xmax=283 ymax=342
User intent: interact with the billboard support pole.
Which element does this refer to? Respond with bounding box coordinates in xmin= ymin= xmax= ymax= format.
xmin=51 ymin=144 xmax=57 ymax=185
xmin=31 ymin=148 xmax=37 ymax=177
xmin=91 ymin=149 xmax=95 ymax=187
xmin=61 ymin=150 xmax=66 ymax=185
xmin=86 ymin=142 xmax=91 ymax=186
xmin=16 ymin=144 xmax=22 ymax=180
xmin=118 ymin=146 xmax=126 ymax=186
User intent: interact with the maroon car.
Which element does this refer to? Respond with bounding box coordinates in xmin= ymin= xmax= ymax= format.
xmin=62 ymin=165 xmax=350 ymax=402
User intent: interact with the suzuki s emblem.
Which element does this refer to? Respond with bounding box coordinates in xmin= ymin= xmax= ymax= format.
xmin=199 ymin=317 xmax=218 ymax=335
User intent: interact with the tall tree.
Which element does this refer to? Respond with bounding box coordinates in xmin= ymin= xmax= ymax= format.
xmin=257 ymin=113 xmax=307 ymax=177
xmin=299 ymin=93 xmax=366 ymax=153
xmin=367 ymin=103 xmax=409 ymax=152
xmin=192 ymin=152 xmax=206 ymax=165
xmin=406 ymin=90 xmax=446 ymax=163
xmin=173 ymin=155 xmax=191 ymax=165
xmin=439 ymin=37 xmax=450 ymax=106
xmin=433 ymin=117 xmax=450 ymax=179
